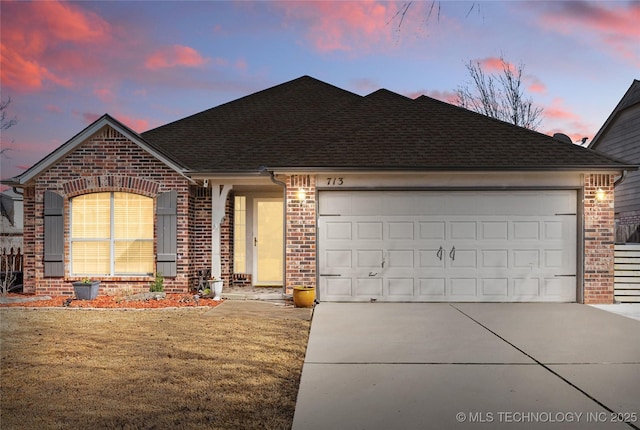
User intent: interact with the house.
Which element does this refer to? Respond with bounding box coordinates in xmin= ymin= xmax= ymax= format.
xmin=1 ymin=189 xmax=24 ymax=288
xmin=1 ymin=188 xmax=23 ymax=250
xmin=2 ymin=76 xmax=637 ymax=304
xmin=588 ymin=79 xmax=640 ymax=243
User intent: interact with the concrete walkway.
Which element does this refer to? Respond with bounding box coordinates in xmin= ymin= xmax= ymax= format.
xmin=293 ymin=303 xmax=640 ymax=429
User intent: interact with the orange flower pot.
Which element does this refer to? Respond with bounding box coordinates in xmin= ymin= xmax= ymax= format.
xmin=292 ymin=286 xmax=316 ymax=308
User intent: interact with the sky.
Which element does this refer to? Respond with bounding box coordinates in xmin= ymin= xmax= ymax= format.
xmin=1 ymin=0 xmax=639 ymax=184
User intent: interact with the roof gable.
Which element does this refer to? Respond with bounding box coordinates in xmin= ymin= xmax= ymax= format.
xmin=6 ymin=114 xmax=188 ymax=186
xmin=589 ymin=79 xmax=640 ymax=149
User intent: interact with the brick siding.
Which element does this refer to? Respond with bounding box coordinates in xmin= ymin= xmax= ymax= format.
xmin=583 ymin=174 xmax=616 ymax=304
xmin=23 ymin=126 xmax=194 ymax=296
xmin=284 ymin=175 xmax=317 ymax=294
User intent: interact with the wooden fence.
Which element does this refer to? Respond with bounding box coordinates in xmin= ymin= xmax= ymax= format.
xmin=614 ymin=244 xmax=640 ymax=303
xmin=1 ymin=247 xmax=23 ymax=273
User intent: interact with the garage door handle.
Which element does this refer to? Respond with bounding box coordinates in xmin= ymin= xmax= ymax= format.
xmin=437 ymin=246 xmax=444 ymax=261
xmin=449 ymin=246 xmax=456 ymax=261
xmin=320 ymin=274 xmax=342 ymax=277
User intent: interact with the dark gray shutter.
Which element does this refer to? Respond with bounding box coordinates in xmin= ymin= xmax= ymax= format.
xmin=44 ymin=191 xmax=64 ymax=277
xmin=156 ymin=191 xmax=177 ymax=277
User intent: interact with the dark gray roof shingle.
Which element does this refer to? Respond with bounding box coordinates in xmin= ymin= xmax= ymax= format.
xmin=141 ymin=75 xmax=635 ymax=173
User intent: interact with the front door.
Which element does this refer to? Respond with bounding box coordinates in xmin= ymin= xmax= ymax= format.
xmin=253 ymin=198 xmax=283 ymax=285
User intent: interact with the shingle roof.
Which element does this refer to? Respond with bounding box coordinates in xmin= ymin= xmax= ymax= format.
xmin=142 ymin=75 xmax=636 ymax=173
xmin=142 ymin=76 xmax=362 ymax=171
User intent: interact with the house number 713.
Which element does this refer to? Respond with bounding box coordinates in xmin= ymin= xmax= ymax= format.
xmin=327 ymin=177 xmax=344 ymax=185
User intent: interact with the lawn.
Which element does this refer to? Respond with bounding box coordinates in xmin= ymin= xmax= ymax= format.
xmin=0 ymin=307 xmax=310 ymax=429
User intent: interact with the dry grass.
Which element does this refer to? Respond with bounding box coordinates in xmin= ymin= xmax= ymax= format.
xmin=0 ymin=307 xmax=310 ymax=429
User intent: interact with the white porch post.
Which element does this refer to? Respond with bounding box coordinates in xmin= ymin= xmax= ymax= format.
xmin=211 ymin=184 xmax=233 ymax=280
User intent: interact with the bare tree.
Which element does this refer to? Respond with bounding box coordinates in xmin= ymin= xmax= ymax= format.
xmin=1 ymin=97 xmax=18 ymax=158
xmin=455 ymin=56 xmax=543 ymax=130
xmin=388 ymin=1 xmax=481 ymax=32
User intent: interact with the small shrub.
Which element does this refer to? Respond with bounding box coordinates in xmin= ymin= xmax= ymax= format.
xmin=149 ymin=273 xmax=164 ymax=292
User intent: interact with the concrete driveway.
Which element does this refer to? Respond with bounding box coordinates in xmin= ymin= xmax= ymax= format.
xmin=293 ymin=303 xmax=640 ymax=429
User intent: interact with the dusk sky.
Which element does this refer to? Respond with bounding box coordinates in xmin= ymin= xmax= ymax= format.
xmin=1 ymin=0 xmax=639 ymax=184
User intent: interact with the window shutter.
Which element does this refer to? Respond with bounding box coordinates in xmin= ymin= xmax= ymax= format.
xmin=44 ymin=191 xmax=64 ymax=277
xmin=156 ymin=191 xmax=177 ymax=277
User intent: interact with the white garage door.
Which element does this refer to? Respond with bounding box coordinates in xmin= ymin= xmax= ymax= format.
xmin=318 ymin=190 xmax=577 ymax=302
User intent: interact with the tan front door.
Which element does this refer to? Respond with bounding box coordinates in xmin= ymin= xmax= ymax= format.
xmin=253 ymin=198 xmax=283 ymax=285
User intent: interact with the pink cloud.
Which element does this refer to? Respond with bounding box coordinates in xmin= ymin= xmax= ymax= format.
xmin=45 ymin=105 xmax=63 ymax=114
xmin=145 ymin=45 xmax=208 ymax=70
xmin=275 ymin=1 xmax=399 ymax=52
xmin=351 ymin=78 xmax=380 ymax=94
xmin=424 ymin=90 xmax=459 ymax=105
xmin=116 ymin=115 xmax=151 ymax=133
xmin=536 ymin=2 xmax=640 ymax=66
xmin=543 ymin=98 xmax=580 ymax=122
xmin=94 ymin=88 xmax=116 ymax=104
xmin=235 ymin=58 xmax=248 ymax=71
xmin=1 ymin=0 xmax=111 ymax=92
xmin=78 ymin=111 xmax=152 ymax=133
xmin=527 ymin=77 xmax=547 ymax=94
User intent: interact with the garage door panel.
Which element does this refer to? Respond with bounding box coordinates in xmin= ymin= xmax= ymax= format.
xmin=544 ymin=277 xmax=575 ymax=299
xmin=513 ymin=278 xmax=541 ymax=298
xmin=513 ymin=250 xmax=540 ymax=268
xmin=325 ymin=221 xmax=352 ymax=240
xmin=450 ymin=249 xmax=477 ymax=268
xmin=513 ymin=221 xmax=540 ymax=240
xmin=388 ymin=249 xmax=414 ymax=268
xmin=482 ymin=221 xmax=509 ymax=240
xmin=419 ymin=278 xmax=446 ymax=296
xmin=325 ymin=250 xmax=352 ymax=269
xmin=388 ymin=278 xmax=414 ymax=297
xmin=482 ymin=250 xmax=509 ymax=268
xmin=356 ymin=278 xmax=383 ymax=297
xmin=357 ymin=222 xmax=383 ymax=240
xmin=420 ymin=222 xmax=446 ymax=240
xmin=318 ymin=190 xmax=577 ymax=302
xmin=450 ymin=221 xmax=477 ymax=240
xmin=450 ymin=278 xmax=477 ymax=296
xmin=357 ymin=250 xmax=384 ymax=268
xmin=419 ymin=249 xmax=445 ymax=268
xmin=324 ymin=277 xmax=352 ymax=298
xmin=388 ymin=222 xmax=414 ymax=239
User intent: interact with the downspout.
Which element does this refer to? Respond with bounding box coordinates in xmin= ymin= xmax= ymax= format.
xmin=613 ymin=170 xmax=627 ymax=188
xmin=262 ymin=167 xmax=287 ymax=296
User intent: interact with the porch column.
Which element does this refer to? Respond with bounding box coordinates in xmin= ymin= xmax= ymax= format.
xmin=211 ymin=184 xmax=232 ymax=280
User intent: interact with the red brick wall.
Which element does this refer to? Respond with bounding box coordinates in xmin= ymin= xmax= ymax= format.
xmin=284 ymin=175 xmax=316 ymax=294
xmin=583 ymin=173 xmax=615 ymax=304
xmin=190 ymin=185 xmax=212 ymax=289
xmin=23 ymin=126 xmax=193 ymax=296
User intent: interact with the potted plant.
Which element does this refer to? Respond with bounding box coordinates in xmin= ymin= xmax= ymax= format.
xmin=72 ymin=278 xmax=100 ymax=300
xmin=293 ymin=285 xmax=315 ymax=308
xmin=207 ymin=276 xmax=224 ymax=301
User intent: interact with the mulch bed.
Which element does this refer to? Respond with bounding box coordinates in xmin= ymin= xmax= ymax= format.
xmin=0 ymin=293 xmax=224 ymax=309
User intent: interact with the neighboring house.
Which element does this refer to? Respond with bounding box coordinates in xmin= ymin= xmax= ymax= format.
xmin=2 ymin=76 xmax=637 ymax=304
xmin=0 ymin=188 xmax=23 ymax=252
xmin=589 ymin=79 xmax=640 ymax=243
xmin=1 ymin=189 xmax=24 ymax=287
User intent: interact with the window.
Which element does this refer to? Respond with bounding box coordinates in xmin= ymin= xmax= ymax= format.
xmin=71 ymin=192 xmax=154 ymax=276
xmin=234 ymin=196 xmax=246 ymax=272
